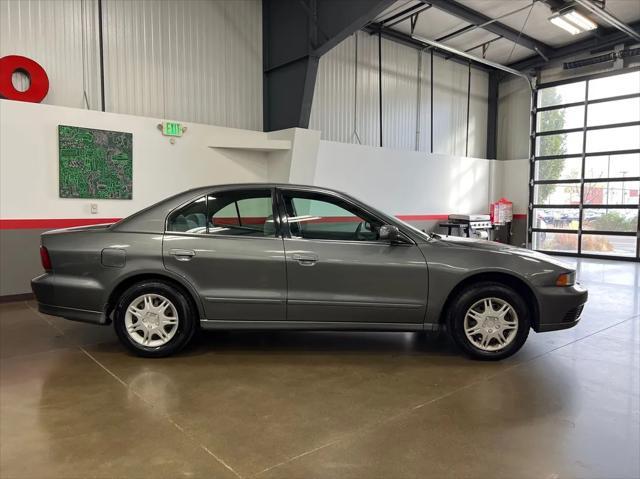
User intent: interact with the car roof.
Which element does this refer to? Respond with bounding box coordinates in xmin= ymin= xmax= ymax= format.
xmin=181 ymin=182 xmax=346 ymax=195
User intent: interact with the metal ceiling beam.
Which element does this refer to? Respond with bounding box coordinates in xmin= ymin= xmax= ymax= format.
xmin=465 ymin=35 xmax=503 ymax=54
xmin=508 ymin=20 xmax=640 ymax=72
xmin=541 ymin=0 xmax=567 ymax=11
xmin=412 ymin=33 xmax=531 ymax=80
xmin=434 ymin=2 xmax=538 ymax=44
xmin=574 ymin=0 xmax=640 ymax=42
xmin=363 ymin=23 xmax=493 ymax=72
xmin=314 ymin=0 xmax=398 ymax=56
xmin=262 ymin=0 xmax=395 ymax=132
xmin=420 ymin=0 xmax=553 ymax=57
xmin=436 ymin=25 xmax=475 ymax=42
xmin=381 ymin=2 xmax=431 ymax=28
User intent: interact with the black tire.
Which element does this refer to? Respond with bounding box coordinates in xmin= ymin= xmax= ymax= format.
xmin=446 ymin=281 xmax=530 ymax=360
xmin=114 ymin=280 xmax=197 ymax=358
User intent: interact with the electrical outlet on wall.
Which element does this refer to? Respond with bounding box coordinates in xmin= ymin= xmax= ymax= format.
xmin=90 ymin=203 xmax=98 ymax=215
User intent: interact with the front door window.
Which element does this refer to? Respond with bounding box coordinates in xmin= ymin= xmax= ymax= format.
xmin=282 ymin=192 xmax=380 ymax=242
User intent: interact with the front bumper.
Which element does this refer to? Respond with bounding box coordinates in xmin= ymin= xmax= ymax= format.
xmin=534 ymin=283 xmax=588 ymax=332
xmin=31 ymin=273 xmax=107 ymax=325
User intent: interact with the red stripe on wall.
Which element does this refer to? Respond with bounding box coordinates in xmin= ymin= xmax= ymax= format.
xmin=0 ymin=218 xmax=122 ymax=230
xmin=0 ymin=214 xmax=528 ymax=230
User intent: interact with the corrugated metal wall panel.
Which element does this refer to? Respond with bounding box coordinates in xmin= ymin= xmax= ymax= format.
xmin=432 ymin=56 xmax=468 ymax=156
xmin=381 ymin=39 xmax=418 ymax=151
xmin=310 ymin=32 xmax=422 ymax=150
xmin=310 ymin=31 xmax=489 ymax=157
xmin=0 ymin=0 xmax=101 ymax=109
xmin=417 ymin=50 xmax=432 ymax=153
xmin=497 ymin=77 xmax=531 ymax=161
xmin=355 ymin=31 xmax=381 ymax=147
xmin=102 ymin=0 xmax=165 ymax=118
xmin=309 ymin=34 xmax=356 ymax=144
xmin=469 ymin=68 xmax=488 ymax=158
xmin=3 ymin=0 xmax=489 ymax=145
xmin=1 ymin=0 xmax=262 ymax=131
xmin=103 ymin=0 xmax=262 ymax=130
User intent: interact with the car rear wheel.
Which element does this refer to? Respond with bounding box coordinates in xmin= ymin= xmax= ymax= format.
xmin=114 ymin=281 xmax=196 ymax=357
xmin=447 ymin=282 xmax=530 ymax=360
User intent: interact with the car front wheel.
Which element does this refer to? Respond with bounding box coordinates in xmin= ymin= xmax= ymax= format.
xmin=447 ymin=282 xmax=530 ymax=360
xmin=114 ymin=281 xmax=196 ymax=357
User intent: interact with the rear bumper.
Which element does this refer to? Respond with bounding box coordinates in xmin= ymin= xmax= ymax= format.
xmin=31 ymin=273 xmax=107 ymax=325
xmin=37 ymin=302 xmax=106 ymax=325
xmin=534 ymin=283 xmax=588 ymax=333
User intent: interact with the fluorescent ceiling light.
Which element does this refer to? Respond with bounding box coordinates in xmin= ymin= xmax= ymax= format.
xmin=564 ymin=10 xmax=598 ymax=31
xmin=549 ymin=8 xmax=598 ymax=35
xmin=550 ymin=15 xmax=582 ymax=34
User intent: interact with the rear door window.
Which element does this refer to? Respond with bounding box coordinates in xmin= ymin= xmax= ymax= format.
xmin=209 ymin=190 xmax=276 ymax=237
xmin=167 ymin=190 xmax=276 ymax=237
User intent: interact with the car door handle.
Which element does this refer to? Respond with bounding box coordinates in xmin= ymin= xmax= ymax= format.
xmin=292 ymin=253 xmax=318 ymax=266
xmin=169 ymin=249 xmax=196 ymax=261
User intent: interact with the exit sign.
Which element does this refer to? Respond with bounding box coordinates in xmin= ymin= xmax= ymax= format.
xmin=162 ymin=121 xmax=184 ymax=137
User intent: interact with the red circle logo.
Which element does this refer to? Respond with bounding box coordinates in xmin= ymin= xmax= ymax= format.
xmin=0 ymin=55 xmax=49 ymax=103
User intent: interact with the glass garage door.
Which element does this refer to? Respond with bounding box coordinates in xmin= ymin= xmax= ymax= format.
xmin=529 ymin=69 xmax=640 ymax=260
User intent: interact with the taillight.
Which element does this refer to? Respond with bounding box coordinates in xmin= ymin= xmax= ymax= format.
xmin=40 ymin=245 xmax=52 ymax=271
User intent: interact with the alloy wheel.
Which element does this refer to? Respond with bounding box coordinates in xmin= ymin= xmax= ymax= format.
xmin=124 ymin=294 xmax=179 ymax=348
xmin=463 ymin=297 xmax=518 ymax=352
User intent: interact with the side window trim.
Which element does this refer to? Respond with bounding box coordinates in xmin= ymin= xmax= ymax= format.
xmin=233 ymin=201 xmax=242 ymax=227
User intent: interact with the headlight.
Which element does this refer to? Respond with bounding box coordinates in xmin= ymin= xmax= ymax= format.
xmin=556 ymin=272 xmax=576 ymax=287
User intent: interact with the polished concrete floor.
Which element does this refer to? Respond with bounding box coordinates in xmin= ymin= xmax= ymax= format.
xmin=1 ymin=257 xmax=638 ymax=479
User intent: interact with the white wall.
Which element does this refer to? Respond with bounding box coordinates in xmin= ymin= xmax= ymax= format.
xmin=0 ymin=0 xmax=262 ymax=131
xmin=2 ymin=99 xmax=502 ymax=223
xmin=311 ymin=141 xmax=496 ymax=217
xmin=0 ymin=100 xmax=272 ymax=220
xmin=309 ymin=31 xmax=490 ymax=158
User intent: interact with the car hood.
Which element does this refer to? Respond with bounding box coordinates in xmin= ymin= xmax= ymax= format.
xmin=431 ymin=235 xmax=575 ymax=270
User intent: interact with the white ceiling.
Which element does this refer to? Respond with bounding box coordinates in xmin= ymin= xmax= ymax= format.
xmin=374 ymin=0 xmax=640 ymax=65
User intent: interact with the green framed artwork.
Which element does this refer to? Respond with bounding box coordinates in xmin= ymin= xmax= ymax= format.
xmin=58 ymin=125 xmax=133 ymax=199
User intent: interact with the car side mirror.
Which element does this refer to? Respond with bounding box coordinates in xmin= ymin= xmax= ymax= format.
xmin=379 ymin=224 xmax=400 ymax=242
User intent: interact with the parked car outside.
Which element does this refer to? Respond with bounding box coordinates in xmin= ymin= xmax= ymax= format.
xmin=32 ymin=184 xmax=588 ymax=360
